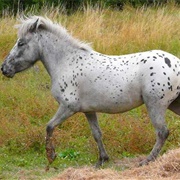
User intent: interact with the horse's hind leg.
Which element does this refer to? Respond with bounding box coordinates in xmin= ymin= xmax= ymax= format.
xmin=139 ymin=101 xmax=169 ymax=166
xmin=85 ymin=112 xmax=109 ymax=167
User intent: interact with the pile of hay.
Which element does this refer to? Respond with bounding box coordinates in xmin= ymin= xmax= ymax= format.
xmin=121 ymin=148 xmax=180 ymax=179
xmin=52 ymin=167 xmax=121 ymax=180
xmin=52 ymin=148 xmax=180 ymax=180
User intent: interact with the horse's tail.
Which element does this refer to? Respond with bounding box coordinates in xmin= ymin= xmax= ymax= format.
xmin=168 ymin=94 xmax=180 ymax=115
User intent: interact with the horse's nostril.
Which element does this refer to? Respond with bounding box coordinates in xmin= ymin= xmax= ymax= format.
xmin=1 ymin=66 xmax=3 ymax=72
xmin=1 ymin=65 xmax=7 ymax=74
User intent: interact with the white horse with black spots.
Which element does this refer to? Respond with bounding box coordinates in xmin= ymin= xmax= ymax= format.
xmin=1 ymin=16 xmax=180 ymax=170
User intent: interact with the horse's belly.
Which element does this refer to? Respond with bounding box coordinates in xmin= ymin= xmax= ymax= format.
xmin=97 ymin=100 xmax=143 ymax=114
xmin=80 ymin=88 xmax=143 ymax=113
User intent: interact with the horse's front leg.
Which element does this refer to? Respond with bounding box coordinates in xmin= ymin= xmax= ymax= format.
xmin=45 ymin=105 xmax=74 ymax=170
xmin=85 ymin=112 xmax=109 ymax=167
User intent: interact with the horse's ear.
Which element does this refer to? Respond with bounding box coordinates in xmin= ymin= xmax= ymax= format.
xmin=29 ymin=18 xmax=39 ymax=33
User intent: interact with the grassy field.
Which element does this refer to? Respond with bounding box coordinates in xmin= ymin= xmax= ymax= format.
xmin=0 ymin=4 xmax=180 ymax=179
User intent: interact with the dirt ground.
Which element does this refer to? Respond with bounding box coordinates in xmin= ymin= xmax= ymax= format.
xmin=51 ymin=148 xmax=180 ymax=180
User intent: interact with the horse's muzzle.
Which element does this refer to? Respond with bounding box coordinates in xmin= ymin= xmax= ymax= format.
xmin=1 ymin=64 xmax=14 ymax=78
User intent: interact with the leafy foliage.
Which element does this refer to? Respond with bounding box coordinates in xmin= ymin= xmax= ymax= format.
xmin=59 ymin=149 xmax=80 ymax=160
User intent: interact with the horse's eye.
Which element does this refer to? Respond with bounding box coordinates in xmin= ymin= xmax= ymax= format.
xmin=18 ymin=41 xmax=24 ymax=46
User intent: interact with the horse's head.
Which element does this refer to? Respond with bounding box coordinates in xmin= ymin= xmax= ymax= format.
xmin=1 ymin=18 xmax=40 ymax=78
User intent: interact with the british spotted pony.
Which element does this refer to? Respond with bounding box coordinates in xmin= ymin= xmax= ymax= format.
xmin=1 ymin=16 xmax=180 ymax=169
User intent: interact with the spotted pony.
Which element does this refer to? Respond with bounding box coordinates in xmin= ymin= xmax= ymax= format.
xmin=1 ymin=16 xmax=180 ymax=169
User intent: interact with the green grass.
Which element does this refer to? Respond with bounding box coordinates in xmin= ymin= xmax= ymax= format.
xmin=0 ymin=4 xmax=180 ymax=179
xmin=0 ymin=145 xmax=97 ymax=179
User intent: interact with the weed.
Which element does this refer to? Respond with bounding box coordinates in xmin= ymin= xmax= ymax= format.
xmin=59 ymin=149 xmax=80 ymax=160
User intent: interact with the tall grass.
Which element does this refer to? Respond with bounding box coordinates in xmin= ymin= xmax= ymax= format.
xmin=67 ymin=5 xmax=180 ymax=55
xmin=0 ymin=3 xmax=180 ymax=171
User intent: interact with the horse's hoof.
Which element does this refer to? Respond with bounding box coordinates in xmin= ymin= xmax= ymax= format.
xmin=95 ymin=162 xmax=101 ymax=168
xmin=45 ymin=150 xmax=57 ymax=171
xmin=95 ymin=156 xmax=109 ymax=168
xmin=45 ymin=165 xmax=50 ymax=172
xmin=139 ymin=159 xmax=149 ymax=166
xmin=46 ymin=147 xmax=57 ymax=164
xmin=48 ymin=152 xmax=57 ymax=164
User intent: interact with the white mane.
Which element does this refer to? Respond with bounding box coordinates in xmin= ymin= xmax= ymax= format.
xmin=16 ymin=16 xmax=92 ymax=51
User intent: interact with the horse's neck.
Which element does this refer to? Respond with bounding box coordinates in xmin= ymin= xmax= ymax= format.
xmin=39 ymin=31 xmax=75 ymax=78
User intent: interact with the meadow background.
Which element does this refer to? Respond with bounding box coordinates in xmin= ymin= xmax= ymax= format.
xmin=0 ymin=1 xmax=180 ymax=179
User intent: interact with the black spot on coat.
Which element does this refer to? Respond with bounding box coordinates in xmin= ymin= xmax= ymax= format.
xmin=164 ymin=57 xmax=171 ymax=68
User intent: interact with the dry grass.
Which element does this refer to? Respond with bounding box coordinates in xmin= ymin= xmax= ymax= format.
xmin=1 ymin=5 xmax=180 ymax=58
xmin=121 ymin=148 xmax=180 ymax=179
xmin=52 ymin=148 xmax=180 ymax=180
xmin=66 ymin=5 xmax=180 ymax=55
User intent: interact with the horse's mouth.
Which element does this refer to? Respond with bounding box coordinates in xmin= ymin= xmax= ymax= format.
xmin=5 ymin=74 xmax=14 ymax=78
xmin=1 ymin=70 xmax=15 ymax=78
